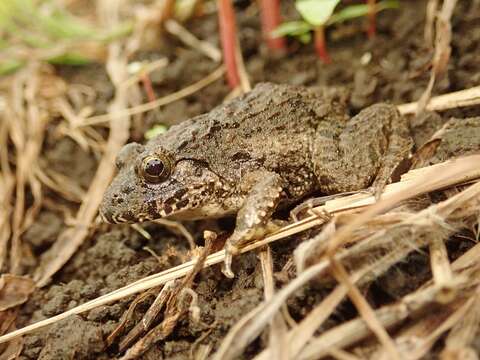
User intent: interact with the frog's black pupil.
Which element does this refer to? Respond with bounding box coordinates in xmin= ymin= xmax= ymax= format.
xmin=145 ymin=159 xmax=164 ymax=176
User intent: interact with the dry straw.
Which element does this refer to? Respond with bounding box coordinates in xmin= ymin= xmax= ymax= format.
xmin=0 ymin=154 xmax=479 ymax=345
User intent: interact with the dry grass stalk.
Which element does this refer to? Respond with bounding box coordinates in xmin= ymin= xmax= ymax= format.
xmin=33 ymin=0 xmax=134 ymax=287
xmin=152 ymin=219 xmax=196 ymax=250
xmin=424 ymin=0 xmax=439 ymax=46
xmin=254 ymin=208 xmax=449 ymax=359
xmin=119 ymin=234 xmax=212 ymax=359
xmin=164 ymin=19 xmax=222 ymax=62
xmin=0 ymin=120 xmax=14 ymax=270
xmin=374 ymin=297 xmax=476 ymax=360
xmin=223 ymin=161 xmax=480 ymax=359
xmin=416 ymin=0 xmax=458 ymax=115
xmin=397 ymin=85 xmax=480 ymax=115
xmin=6 ymin=65 xmax=50 ymax=274
xmin=105 ymin=287 xmax=161 ymax=347
xmin=118 ymin=282 xmax=176 ymax=352
xmin=0 ymin=155 xmax=479 ymax=345
xmin=441 ymin=294 xmax=480 ymax=359
xmin=79 ymin=66 xmax=225 ymax=126
xmin=259 ymin=246 xmax=288 ymax=360
xmin=429 ymin=232 xmax=454 ymax=300
xmin=329 ymin=260 xmax=401 ymax=360
xmin=235 ymin=36 xmax=251 ymax=93
xmin=298 ymin=245 xmax=480 ymax=360
xmin=298 ymin=182 xmax=480 ymax=359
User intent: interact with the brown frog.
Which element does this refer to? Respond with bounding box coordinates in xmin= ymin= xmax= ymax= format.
xmin=100 ymin=83 xmax=412 ymax=276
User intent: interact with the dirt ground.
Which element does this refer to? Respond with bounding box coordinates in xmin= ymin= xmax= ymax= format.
xmin=3 ymin=1 xmax=480 ymax=359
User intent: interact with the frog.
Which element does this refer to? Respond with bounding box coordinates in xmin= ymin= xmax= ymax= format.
xmin=100 ymin=82 xmax=413 ymax=277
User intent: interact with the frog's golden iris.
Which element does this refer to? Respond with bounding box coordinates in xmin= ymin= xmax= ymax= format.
xmin=139 ymin=154 xmax=172 ymax=183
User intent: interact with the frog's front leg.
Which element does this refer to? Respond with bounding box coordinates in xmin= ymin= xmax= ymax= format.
xmin=223 ymin=171 xmax=284 ymax=278
xmin=313 ymin=103 xmax=413 ymax=198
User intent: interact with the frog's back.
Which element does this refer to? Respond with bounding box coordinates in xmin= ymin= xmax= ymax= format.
xmin=148 ymin=83 xmax=346 ymax=196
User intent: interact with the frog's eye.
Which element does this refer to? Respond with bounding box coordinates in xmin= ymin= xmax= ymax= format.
xmin=139 ymin=154 xmax=172 ymax=183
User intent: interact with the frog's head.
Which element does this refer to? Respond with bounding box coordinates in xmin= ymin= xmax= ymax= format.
xmin=100 ymin=142 xmax=238 ymax=224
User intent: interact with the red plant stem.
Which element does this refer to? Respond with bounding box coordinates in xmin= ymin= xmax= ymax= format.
xmin=161 ymin=0 xmax=175 ymax=22
xmin=141 ymin=74 xmax=157 ymax=102
xmin=259 ymin=0 xmax=286 ymax=51
xmin=314 ymin=26 xmax=331 ymax=64
xmin=217 ymin=0 xmax=240 ymax=89
xmin=367 ymin=0 xmax=376 ymax=38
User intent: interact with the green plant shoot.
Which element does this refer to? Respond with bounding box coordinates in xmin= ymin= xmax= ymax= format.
xmin=273 ymin=0 xmax=399 ymax=63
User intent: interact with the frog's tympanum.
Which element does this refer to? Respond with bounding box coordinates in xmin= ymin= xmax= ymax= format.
xmin=100 ymin=83 xmax=413 ymax=276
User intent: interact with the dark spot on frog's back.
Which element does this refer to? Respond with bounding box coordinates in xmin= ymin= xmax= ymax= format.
xmin=121 ymin=184 xmax=135 ymax=195
xmin=231 ymin=151 xmax=251 ymax=162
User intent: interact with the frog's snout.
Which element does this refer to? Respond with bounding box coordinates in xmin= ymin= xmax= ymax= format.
xmin=100 ymin=184 xmax=136 ymax=224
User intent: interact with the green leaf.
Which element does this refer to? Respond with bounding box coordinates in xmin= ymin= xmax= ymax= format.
xmin=0 ymin=59 xmax=24 ymax=75
xmin=299 ymin=32 xmax=312 ymax=44
xmin=39 ymin=9 xmax=96 ymax=39
xmin=271 ymin=21 xmax=312 ymax=38
xmin=47 ymin=53 xmax=92 ymax=66
xmin=295 ymin=0 xmax=341 ymax=26
xmin=145 ymin=124 xmax=169 ymax=140
xmin=376 ymin=0 xmax=400 ymax=12
xmin=97 ymin=21 xmax=133 ymax=42
xmin=328 ymin=0 xmax=399 ymax=25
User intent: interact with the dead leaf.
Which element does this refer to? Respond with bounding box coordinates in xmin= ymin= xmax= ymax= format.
xmin=0 ymin=275 xmax=35 ymax=311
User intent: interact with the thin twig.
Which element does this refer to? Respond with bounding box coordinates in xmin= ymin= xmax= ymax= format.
xmin=164 ymin=19 xmax=221 ymax=62
xmin=259 ymin=246 xmax=288 ymax=360
xmin=79 ymin=66 xmax=225 ymax=127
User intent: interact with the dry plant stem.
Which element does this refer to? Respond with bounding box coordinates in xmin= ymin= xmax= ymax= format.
xmin=238 ymin=159 xmax=480 ymax=360
xmin=33 ymin=1 xmax=132 ymax=287
xmin=259 ymin=0 xmax=286 ymax=50
xmin=429 ymin=233 xmax=454 ymax=298
xmin=416 ymin=0 xmax=457 ymax=115
xmin=118 ymin=282 xmax=175 ymax=352
xmin=153 ymin=218 xmax=195 ymax=250
xmin=120 ymin=58 xmax=168 ymax=90
xmin=1 ymin=156 xmax=480 ymax=344
xmin=235 ymin=35 xmax=251 ymax=92
xmin=329 ymin=260 xmax=401 ymax=360
xmin=80 ymin=66 xmax=224 ymax=126
xmin=298 ymin=254 xmax=480 ymax=359
xmin=375 ymin=297 xmax=476 ymax=360
xmin=441 ymin=294 xmax=480 ymax=358
xmin=425 ymin=0 xmax=439 ymax=47
xmin=299 ymin=182 xmax=480 ymax=360
xmin=0 ymin=120 xmax=14 ymax=270
xmin=254 ymin=226 xmax=418 ymax=360
xmin=396 ymin=85 xmax=480 ymax=115
xmin=259 ymin=247 xmax=288 ymax=360
xmin=164 ymin=19 xmax=222 ymax=62
xmin=217 ymin=0 xmax=240 ymax=88
xmin=106 ymin=288 xmax=159 ymax=346
xmin=324 ymin=155 xmax=480 ymax=260
xmin=328 ymin=348 xmax=361 ymax=360
xmin=120 ymin=239 xmax=212 ymax=359
xmin=8 ymin=66 xmax=47 ymax=274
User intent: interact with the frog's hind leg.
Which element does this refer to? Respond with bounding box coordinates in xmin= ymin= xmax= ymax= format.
xmin=312 ymin=104 xmax=413 ymax=198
